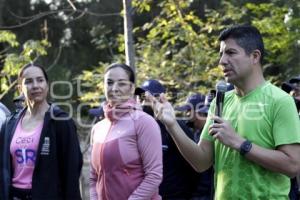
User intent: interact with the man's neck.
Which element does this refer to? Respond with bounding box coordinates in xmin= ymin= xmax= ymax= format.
xmin=235 ymin=71 xmax=266 ymax=97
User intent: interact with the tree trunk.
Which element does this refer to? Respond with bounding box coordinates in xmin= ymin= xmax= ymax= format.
xmin=123 ymin=0 xmax=135 ymax=73
xmin=0 ymin=0 xmax=5 ymax=26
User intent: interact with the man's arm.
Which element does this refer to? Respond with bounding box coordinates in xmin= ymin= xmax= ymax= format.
xmin=167 ymin=121 xmax=213 ymax=172
xmin=246 ymin=143 xmax=300 ymax=178
xmin=147 ymin=92 xmax=214 ymax=172
xmin=210 ymin=116 xmax=300 ymax=178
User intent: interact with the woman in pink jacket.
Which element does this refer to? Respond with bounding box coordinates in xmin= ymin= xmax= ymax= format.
xmin=89 ymin=63 xmax=163 ymax=200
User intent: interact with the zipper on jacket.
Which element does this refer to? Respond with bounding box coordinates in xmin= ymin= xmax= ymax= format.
xmin=99 ymin=120 xmax=114 ymax=199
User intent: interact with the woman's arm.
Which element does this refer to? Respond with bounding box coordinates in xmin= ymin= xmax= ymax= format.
xmin=56 ymin=118 xmax=83 ymax=199
xmin=129 ymin=114 xmax=163 ymax=199
xmin=89 ymin=153 xmax=99 ymax=200
xmin=89 ymin=128 xmax=99 ymax=200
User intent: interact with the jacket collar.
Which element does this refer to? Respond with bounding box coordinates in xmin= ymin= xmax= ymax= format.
xmin=14 ymin=103 xmax=67 ymax=121
xmin=103 ymin=99 xmax=141 ymax=121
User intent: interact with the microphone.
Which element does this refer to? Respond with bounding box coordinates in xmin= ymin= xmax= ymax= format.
xmin=215 ymin=81 xmax=227 ymax=118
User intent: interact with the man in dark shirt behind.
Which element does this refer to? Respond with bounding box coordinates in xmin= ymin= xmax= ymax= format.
xmin=176 ymin=92 xmax=215 ymax=200
xmin=136 ymin=79 xmax=208 ymax=199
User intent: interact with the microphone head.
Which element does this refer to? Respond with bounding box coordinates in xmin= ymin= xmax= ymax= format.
xmin=216 ymin=80 xmax=227 ymax=93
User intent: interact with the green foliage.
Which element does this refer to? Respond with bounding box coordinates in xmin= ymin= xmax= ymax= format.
xmin=245 ymin=2 xmax=300 ymax=84
xmin=132 ymin=0 xmax=152 ymax=13
xmin=0 ymin=31 xmax=50 ymax=99
xmin=77 ymin=0 xmax=300 ymax=106
xmin=0 ymin=31 xmax=19 ymax=47
xmin=133 ymin=0 xmax=226 ymax=104
xmin=75 ymin=63 xmax=107 ymax=106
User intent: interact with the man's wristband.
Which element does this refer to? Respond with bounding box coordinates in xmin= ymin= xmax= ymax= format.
xmin=239 ymin=140 xmax=252 ymax=156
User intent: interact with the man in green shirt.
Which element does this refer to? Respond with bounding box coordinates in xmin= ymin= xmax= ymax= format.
xmin=148 ymin=25 xmax=300 ymax=199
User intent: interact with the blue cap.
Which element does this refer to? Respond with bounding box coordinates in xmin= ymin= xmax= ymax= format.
xmin=175 ymin=93 xmax=205 ymax=111
xmin=282 ymin=75 xmax=300 ymax=93
xmin=88 ymin=106 xmax=104 ymax=118
xmin=135 ymin=79 xmax=166 ymax=96
xmin=196 ymin=92 xmax=215 ymax=114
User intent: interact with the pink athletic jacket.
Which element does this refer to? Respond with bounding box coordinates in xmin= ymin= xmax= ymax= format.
xmin=90 ymin=99 xmax=163 ymax=200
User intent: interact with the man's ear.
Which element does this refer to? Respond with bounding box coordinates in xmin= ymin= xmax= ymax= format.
xmin=252 ymin=50 xmax=261 ymax=65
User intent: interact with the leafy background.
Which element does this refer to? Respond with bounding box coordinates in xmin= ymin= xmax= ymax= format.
xmin=1 ymin=1 xmax=300 ymax=198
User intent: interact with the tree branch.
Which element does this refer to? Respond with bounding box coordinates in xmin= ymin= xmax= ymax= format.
xmin=0 ymin=8 xmax=121 ymax=30
xmin=46 ymin=44 xmax=63 ymax=73
xmin=0 ymin=79 xmax=17 ymax=100
xmin=67 ymin=0 xmax=77 ymax=11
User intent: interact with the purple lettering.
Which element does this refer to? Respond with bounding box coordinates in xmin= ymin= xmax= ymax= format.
xmin=26 ymin=149 xmax=36 ymax=163
xmin=16 ymin=137 xmax=34 ymax=144
xmin=15 ymin=149 xmax=24 ymax=164
xmin=14 ymin=149 xmax=36 ymax=164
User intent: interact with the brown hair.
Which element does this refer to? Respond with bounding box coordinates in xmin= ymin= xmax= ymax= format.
xmin=18 ymin=63 xmax=49 ymax=84
xmin=104 ymin=63 xmax=135 ymax=84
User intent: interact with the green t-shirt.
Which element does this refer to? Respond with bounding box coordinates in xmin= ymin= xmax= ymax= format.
xmin=201 ymin=82 xmax=300 ymax=200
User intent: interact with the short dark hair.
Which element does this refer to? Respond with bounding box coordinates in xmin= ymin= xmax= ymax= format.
xmin=219 ymin=25 xmax=265 ymax=63
xmin=104 ymin=63 xmax=135 ymax=84
xmin=18 ymin=63 xmax=49 ymax=84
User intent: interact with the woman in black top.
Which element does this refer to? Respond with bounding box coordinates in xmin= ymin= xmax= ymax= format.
xmin=0 ymin=63 xmax=83 ymax=200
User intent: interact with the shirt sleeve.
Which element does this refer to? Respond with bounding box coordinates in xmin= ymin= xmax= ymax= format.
xmin=200 ymin=99 xmax=216 ymax=142
xmin=272 ymin=95 xmax=300 ymax=146
xmin=89 ymin=128 xmax=99 ymax=200
xmin=129 ymin=114 xmax=163 ymax=199
xmin=0 ymin=109 xmax=7 ymax=129
xmin=55 ymin=118 xmax=83 ymax=199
